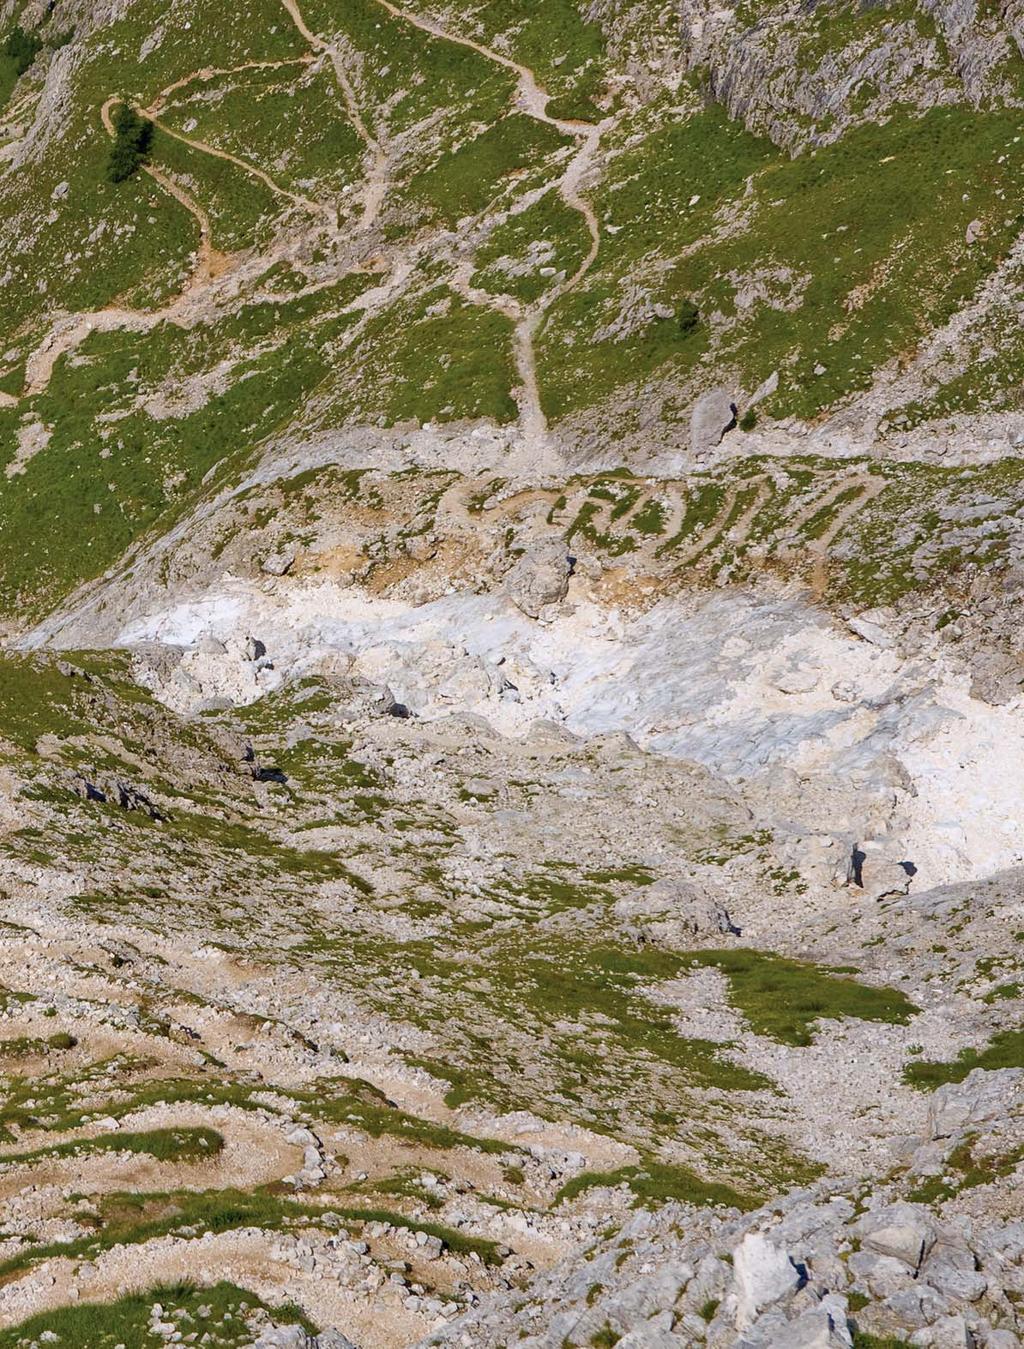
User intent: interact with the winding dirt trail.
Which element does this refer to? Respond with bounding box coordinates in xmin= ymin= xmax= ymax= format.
xmin=279 ymin=0 xmax=608 ymax=439
xmin=23 ymin=98 xmax=228 ymax=397
xmin=277 ymin=0 xmax=391 ymax=231
xmin=27 ymin=65 xmax=345 ymax=398
xmin=146 ymin=56 xmax=315 ymax=112
xmin=369 ymin=0 xmax=604 ymax=268
xmin=375 ymin=0 xmax=581 ymax=138
xmin=139 ymin=58 xmax=336 ymax=224
xmin=647 ymin=486 xmax=687 ymax=545
xmin=102 ymin=95 xmax=222 ymax=292
xmin=24 ymin=99 xmax=218 ymax=397
xmin=511 ymin=122 xmax=605 ymax=436
xmin=23 ymin=0 xmax=608 ymax=449
xmin=142 ymin=115 xmax=332 ymax=221
xmin=784 ymin=475 xmax=869 ymax=538
xmin=809 ymin=476 xmax=885 ymax=597
xmin=369 ymin=0 xmax=608 ymax=441
xmin=667 ymin=483 xmax=741 ymax=566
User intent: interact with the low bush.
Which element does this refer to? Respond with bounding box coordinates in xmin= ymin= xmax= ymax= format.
xmin=107 ymin=103 xmax=153 ymax=183
xmin=3 ymin=26 xmax=42 ymax=77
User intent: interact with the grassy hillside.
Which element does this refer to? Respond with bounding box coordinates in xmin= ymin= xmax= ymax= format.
xmin=0 ymin=0 xmax=1023 ymax=619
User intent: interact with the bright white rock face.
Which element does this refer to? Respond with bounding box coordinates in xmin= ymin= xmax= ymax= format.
xmin=115 ymin=575 xmax=1024 ymax=887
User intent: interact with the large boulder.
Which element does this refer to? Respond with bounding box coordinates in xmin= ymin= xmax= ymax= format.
xmin=202 ymin=723 xmax=260 ymax=778
xmin=615 ymin=1325 xmax=688 ymax=1348
xmin=733 ymin=1232 xmax=803 ymax=1329
xmin=844 ymin=842 xmax=915 ymax=902
xmin=505 ymin=539 xmax=573 ymax=618
xmin=261 ymin=547 xmax=296 ymax=577
xmin=614 ymin=878 xmax=733 ymax=944
xmin=254 ymin=1330 xmax=357 ymax=1349
xmin=318 ymin=675 xmax=405 ymax=722
xmin=129 ymin=642 xmax=187 ymax=685
xmin=968 ymin=649 xmax=1024 ymax=705
xmin=854 ymin=1204 xmax=936 ymax=1272
xmin=690 ymin=388 xmax=737 ymax=458
xmin=766 ymin=1299 xmax=853 ymax=1348
xmin=252 ymin=1328 xmax=313 ymax=1348
xmin=928 ymin=1067 xmax=1023 ymax=1140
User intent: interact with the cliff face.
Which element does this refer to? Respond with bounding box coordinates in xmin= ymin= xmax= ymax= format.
xmin=675 ymin=0 xmax=1024 ymax=150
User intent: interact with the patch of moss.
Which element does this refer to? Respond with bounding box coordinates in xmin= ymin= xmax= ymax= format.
xmin=904 ymin=1028 xmax=1024 ymax=1089
xmin=555 ymin=1157 xmax=754 ymax=1211
xmin=689 ymin=949 xmax=917 ymax=1046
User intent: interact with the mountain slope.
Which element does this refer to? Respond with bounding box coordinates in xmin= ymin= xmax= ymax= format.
xmin=0 ymin=0 xmax=1023 ymax=618
xmin=2 ymin=0 xmax=1024 ymax=1345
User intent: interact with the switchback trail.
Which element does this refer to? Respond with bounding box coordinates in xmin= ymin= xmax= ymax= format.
xmin=371 ymin=0 xmax=608 ymax=440
xmin=277 ymin=0 xmax=391 ymax=230
xmin=24 ymin=0 xmax=611 ymax=449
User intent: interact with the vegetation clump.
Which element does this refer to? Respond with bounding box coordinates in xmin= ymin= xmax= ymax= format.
xmin=555 ymin=1157 xmax=755 ymax=1211
xmin=3 ymin=25 xmax=42 ymax=76
xmin=688 ymin=949 xmax=918 ymax=1046
xmin=0 ymin=1280 xmax=315 ymax=1349
xmin=677 ymin=298 xmax=700 ymax=335
xmin=904 ymin=1028 xmax=1024 ymax=1089
xmin=0 ymin=1125 xmax=224 ymax=1167
xmin=107 ymin=103 xmax=154 ymax=183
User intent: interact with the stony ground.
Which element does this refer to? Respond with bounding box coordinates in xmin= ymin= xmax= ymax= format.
xmin=0 ymin=622 xmax=1019 ymax=1346
xmin=1 ymin=0 xmax=1024 ymax=1344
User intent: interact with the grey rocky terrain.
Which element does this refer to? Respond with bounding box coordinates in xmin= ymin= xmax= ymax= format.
xmin=0 ymin=0 xmax=1023 ymax=1343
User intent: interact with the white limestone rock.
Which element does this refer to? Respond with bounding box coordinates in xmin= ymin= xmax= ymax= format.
xmin=733 ymin=1232 xmax=803 ymax=1330
xmin=690 ymin=388 xmax=737 ymax=458
xmin=505 ymin=539 xmax=573 ymax=618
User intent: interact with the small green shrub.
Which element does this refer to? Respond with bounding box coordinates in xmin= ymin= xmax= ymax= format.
xmin=107 ymin=103 xmax=154 ymax=183
xmin=590 ymin=1327 xmax=619 ymax=1349
xmin=851 ymin=1333 xmax=914 ymax=1349
xmin=3 ymin=26 xmax=42 ymax=76
xmin=677 ymin=298 xmax=700 ymax=335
